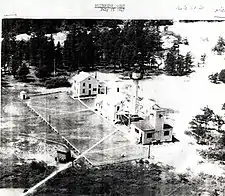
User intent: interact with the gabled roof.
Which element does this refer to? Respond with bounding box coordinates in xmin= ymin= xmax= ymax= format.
xmin=73 ymin=72 xmax=95 ymax=83
xmin=163 ymin=124 xmax=173 ymax=129
xmin=20 ymin=91 xmax=27 ymax=94
xmin=132 ymin=119 xmax=155 ymax=132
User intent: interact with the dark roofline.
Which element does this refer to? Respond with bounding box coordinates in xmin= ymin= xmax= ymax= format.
xmin=57 ymin=150 xmax=70 ymax=154
xmin=163 ymin=124 xmax=173 ymax=129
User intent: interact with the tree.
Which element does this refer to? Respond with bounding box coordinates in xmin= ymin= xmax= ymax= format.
xmin=200 ymin=53 xmax=206 ymax=64
xmin=218 ymin=69 xmax=225 ymax=83
xmin=165 ymin=51 xmax=177 ymax=75
xmin=165 ymin=50 xmax=194 ymax=76
xmin=208 ymin=72 xmax=219 ymax=84
xmin=189 ymin=107 xmax=214 ymax=142
xmin=55 ymin=42 xmax=63 ymax=69
xmin=183 ymin=52 xmax=194 ymax=73
xmin=212 ymin=36 xmax=225 ymax=55
xmin=17 ymin=62 xmax=29 ymax=80
xmin=212 ymin=114 xmax=224 ymax=131
xmin=35 ymin=64 xmax=51 ymax=79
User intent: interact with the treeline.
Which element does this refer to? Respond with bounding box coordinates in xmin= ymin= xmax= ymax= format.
xmin=2 ymin=19 xmax=174 ymax=36
xmin=1 ymin=19 xmax=195 ymax=80
xmin=2 ymin=19 xmax=173 ymax=79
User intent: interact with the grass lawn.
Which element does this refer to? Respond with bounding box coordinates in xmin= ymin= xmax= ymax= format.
xmin=1 ymin=86 xmax=64 ymax=187
xmin=27 ymin=93 xmax=149 ymax=165
xmin=86 ymin=131 xmax=148 ymax=165
xmin=28 ymin=94 xmax=119 ymax=153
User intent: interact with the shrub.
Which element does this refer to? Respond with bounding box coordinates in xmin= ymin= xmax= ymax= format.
xmin=218 ymin=69 xmax=225 ymax=83
xmin=35 ymin=64 xmax=51 ymax=79
xmin=45 ymin=77 xmax=71 ymax=89
xmin=208 ymin=73 xmax=219 ymax=83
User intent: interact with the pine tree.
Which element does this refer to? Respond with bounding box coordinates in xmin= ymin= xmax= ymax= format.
xmin=165 ymin=51 xmax=176 ymax=75
xmin=17 ymin=62 xmax=29 ymax=80
xmin=55 ymin=42 xmax=63 ymax=69
xmin=212 ymin=36 xmax=225 ymax=55
xmin=218 ymin=69 xmax=225 ymax=83
xmin=183 ymin=52 xmax=194 ymax=74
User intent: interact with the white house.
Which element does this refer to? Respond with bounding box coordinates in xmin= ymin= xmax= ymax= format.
xmin=130 ymin=108 xmax=173 ymax=144
xmin=95 ymin=92 xmax=127 ymax=122
xmin=71 ymin=72 xmax=100 ymax=97
xmin=103 ymin=80 xmax=125 ymax=95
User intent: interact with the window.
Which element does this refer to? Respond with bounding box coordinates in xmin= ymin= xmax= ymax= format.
xmin=117 ymin=87 xmax=120 ymax=92
xmin=88 ymin=77 xmax=90 ymax=80
xmin=135 ymin=128 xmax=139 ymax=134
xmin=93 ymin=88 xmax=97 ymax=91
xmin=117 ymin=106 xmax=120 ymax=111
xmin=89 ymin=84 xmax=91 ymax=88
xmin=147 ymin=133 xmax=153 ymax=138
xmin=82 ymin=89 xmax=85 ymax=93
xmin=159 ymin=114 xmax=163 ymax=118
xmin=164 ymin=131 xmax=170 ymax=136
xmin=83 ymin=83 xmax=85 ymax=87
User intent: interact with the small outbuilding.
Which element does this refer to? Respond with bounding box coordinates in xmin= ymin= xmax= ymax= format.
xmin=20 ymin=91 xmax=28 ymax=100
xmin=56 ymin=149 xmax=72 ymax=163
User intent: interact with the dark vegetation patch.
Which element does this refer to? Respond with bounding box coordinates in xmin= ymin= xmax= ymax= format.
xmin=35 ymin=162 xmax=202 ymax=196
xmin=0 ymin=161 xmax=55 ymax=188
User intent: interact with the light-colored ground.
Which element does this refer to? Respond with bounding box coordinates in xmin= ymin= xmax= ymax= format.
xmin=92 ymin=21 xmax=225 ymax=176
xmin=0 ymin=87 xmax=66 ymax=168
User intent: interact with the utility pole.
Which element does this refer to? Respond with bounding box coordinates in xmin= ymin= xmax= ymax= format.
xmin=148 ymin=142 xmax=151 ymax=159
xmin=54 ymin=58 xmax=56 ymax=78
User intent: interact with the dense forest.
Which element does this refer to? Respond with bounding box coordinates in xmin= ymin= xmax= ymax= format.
xmin=1 ymin=19 xmax=195 ymax=82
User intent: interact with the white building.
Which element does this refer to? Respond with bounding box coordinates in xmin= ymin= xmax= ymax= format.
xmin=104 ymin=80 xmax=125 ymax=95
xmin=130 ymin=108 xmax=173 ymax=144
xmin=71 ymin=72 xmax=100 ymax=97
xmin=95 ymin=92 xmax=127 ymax=122
xmin=20 ymin=91 xmax=28 ymax=100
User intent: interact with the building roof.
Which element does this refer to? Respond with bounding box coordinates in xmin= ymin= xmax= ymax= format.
xmin=163 ymin=124 xmax=173 ymax=129
xmin=20 ymin=91 xmax=27 ymax=94
xmin=105 ymin=92 xmax=125 ymax=106
xmin=132 ymin=119 xmax=155 ymax=132
xmin=73 ymin=72 xmax=95 ymax=83
xmin=96 ymin=92 xmax=125 ymax=106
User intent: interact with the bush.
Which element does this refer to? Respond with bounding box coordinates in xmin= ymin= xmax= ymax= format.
xmin=45 ymin=77 xmax=71 ymax=88
xmin=208 ymin=73 xmax=219 ymax=83
xmin=218 ymin=69 xmax=225 ymax=83
xmin=35 ymin=64 xmax=51 ymax=79
xmin=17 ymin=63 xmax=29 ymax=80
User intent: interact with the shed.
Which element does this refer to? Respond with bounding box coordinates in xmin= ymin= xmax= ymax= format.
xmin=56 ymin=149 xmax=72 ymax=163
xmin=20 ymin=91 xmax=28 ymax=100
